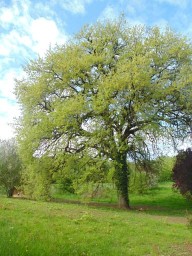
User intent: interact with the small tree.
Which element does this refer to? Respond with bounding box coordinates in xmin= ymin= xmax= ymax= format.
xmin=0 ymin=139 xmax=22 ymax=197
xmin=172 ymin=148 xmax=192 ymax=199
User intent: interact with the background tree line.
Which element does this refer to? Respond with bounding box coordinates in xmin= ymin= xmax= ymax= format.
xmin=0 ymin=139 xmax=192 ymax=203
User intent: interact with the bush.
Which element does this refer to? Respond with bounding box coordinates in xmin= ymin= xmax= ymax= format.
xmin=172 ymin=148 xmax=192 ymax=199
xmin=57 ymin=177 xmax=75 ymax=194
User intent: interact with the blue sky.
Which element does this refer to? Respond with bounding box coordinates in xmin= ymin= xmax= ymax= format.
xmin=0 ymin=0 xmax=192 ymax=141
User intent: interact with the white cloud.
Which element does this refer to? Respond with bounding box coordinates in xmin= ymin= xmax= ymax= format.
xmin=0 ymin=70 xmax=19 ymax=99
xmin=0 ymin=30 xmax=33 ymax=57
xmin=0 ymin=6 xmax=17 ymax=27
xmin=98 ymin=2 xmax=146 ymax=26
xmin=98 ymin=5 xmax=118 ymax=21
xmin=0 ymin=99 xmax=19 ymax=120
xmin=0 ymin=0 xmax=31 ymax=29
xmin=0 ymin=7 xmax=15 ymax=24
xmin=0 ymin=0 xmax=69 ymax=139
xmin=53 ymin=0 xmax=93 ymax=14
xmin=0 ymin=67 xmax=25 ymax=139
xmin=0 ymin=1 xmax=68 ymax=57
xmin=0 ymin=98 xmax=20 ymax=140
xmin=30 ymin=17 xmax=67 ymax=55
xmin=0 ymin=45 xmax=10 ymax=57
xmin=0 ymin=120 xmax=16 ymax=140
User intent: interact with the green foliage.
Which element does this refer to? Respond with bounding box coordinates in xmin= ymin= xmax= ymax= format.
xmin=129 ymin=171 xmax=158 ymax=194
xmin=0 ymin=139 xmax=22 ymax=197
xmin=129 ymin=161 xmax=159 ymax=194
xmin=21 ymin=157 xmax=52 ymax=200
xmin=56 ymin=177 xmax=75 ymax=194
xmin=0 ymin=186 xmax=6 ymax=196
xmin=129 ymin=156 xmax=176 ymax=194
xmin=157 ymin=156 xmax=175 ymax=182
xmin=52 ymin=154 xmax=112 ymax=198
xmin=15 ymin=16 xmax=192 ymax=207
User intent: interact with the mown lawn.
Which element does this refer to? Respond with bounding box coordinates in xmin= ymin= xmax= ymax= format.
xmin=0 ymin=182 xmax=192 ymax=255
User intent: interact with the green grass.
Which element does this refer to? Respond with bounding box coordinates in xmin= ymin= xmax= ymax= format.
xmin=53 ymin=182 xmax=192 ymax=216
xmin=0 ymin=182 xmax=192 ymax=255
xmin=131 ymin=182 xmax=192 ymax=216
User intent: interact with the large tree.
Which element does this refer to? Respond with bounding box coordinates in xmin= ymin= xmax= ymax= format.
xmin=15 ymin=18 xmax=192 ymax=208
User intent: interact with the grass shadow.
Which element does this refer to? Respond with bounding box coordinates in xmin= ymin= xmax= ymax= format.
xmin=130 ymin=182 xmax=192 ymax=217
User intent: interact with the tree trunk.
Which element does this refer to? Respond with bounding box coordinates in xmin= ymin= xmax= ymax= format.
xmin=7 ymin=187 xmax=14 ymax=198
xmin=114 ymin=152 xmax=130 ymax=209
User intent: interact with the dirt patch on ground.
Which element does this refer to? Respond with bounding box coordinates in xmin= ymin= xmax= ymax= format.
xmin=52 ymin=198 xmax=120 ymax=209
xmin=51 ymin=199 xmax=189 ymax=224
xmin=131 ymin=205 xmax=188 ymax=224
xmin=170 ymin=243 xmax=192 ymax=256
xmin=150 ymin=215 xmax=188 ymax=224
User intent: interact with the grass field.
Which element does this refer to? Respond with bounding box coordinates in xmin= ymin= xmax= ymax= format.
xmin=0 ymin=182 xmax=192 ymax=255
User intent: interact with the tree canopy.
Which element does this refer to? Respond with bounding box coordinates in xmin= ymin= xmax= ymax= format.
xmin=15 ymin=17 xmax=192 ymax=207
xmin=173 ymin=148 xmax=192 ymax=199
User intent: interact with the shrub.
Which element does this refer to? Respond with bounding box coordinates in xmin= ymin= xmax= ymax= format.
xmin=57 ymin=177 xmax=75 ymax=194
xmin=172 ymin=148 xmax=192 ymax=199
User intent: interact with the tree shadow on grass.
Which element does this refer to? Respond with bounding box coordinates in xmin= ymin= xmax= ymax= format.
xmin=130 ymin=183 xmax=192 ymax=218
